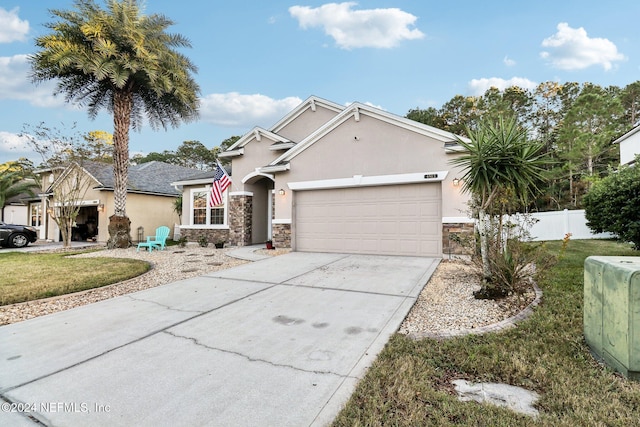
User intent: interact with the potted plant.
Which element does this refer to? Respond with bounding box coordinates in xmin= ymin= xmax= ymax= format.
xmin=198 ymin=235 xmax=209 ymax=247
xmin=265 ymin=240 xmax=274 ymax=250
xmin=214 ymin=240 xmax=225 ymax=249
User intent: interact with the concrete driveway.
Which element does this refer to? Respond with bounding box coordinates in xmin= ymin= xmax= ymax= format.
xmin=0 ymin=252 xmax=438 ymax=427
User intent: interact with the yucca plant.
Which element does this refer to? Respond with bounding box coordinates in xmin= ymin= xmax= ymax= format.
xmin=450 ymin=116 xmax=549 ymax=297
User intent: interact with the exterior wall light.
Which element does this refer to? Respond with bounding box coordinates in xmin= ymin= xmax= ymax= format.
xmin=278 ymin=189 xmax=286 ymax=195
xmin=98 ymin=204 xmax=106 ymax=212
xmin=452 ymin=178 xmax=460 ymax=187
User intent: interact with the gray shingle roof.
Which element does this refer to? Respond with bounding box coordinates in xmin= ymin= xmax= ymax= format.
xmin=83 ymin=161 xmax=203 ymax=196
xmin=169 ymin=164 xmax=232 ymax=184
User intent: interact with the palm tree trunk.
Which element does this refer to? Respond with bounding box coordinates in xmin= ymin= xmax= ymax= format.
xmin=107 ymin=89 xmax=133 ymax=248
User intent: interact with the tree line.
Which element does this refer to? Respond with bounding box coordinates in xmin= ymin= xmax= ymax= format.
xmin=406 ymin=81 xmax=640 ymax=211
xmin=131 ymin=136 xmax=238 ymax=169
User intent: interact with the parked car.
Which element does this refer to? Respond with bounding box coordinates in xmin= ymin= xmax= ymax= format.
xmin=0 ymin=221 xmax=38 ymax=248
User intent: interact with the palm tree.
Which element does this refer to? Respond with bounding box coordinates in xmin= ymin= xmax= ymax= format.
xmin=450 ymin=116 xmax=547 ymax=293
xmin=0 ymin=164 xmax=39 ymax=222
xmin=30 ymin=0 xmax=200 ymax=248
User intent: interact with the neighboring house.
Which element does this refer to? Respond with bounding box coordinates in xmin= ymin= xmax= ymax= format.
xmin=614 ymin=125 xmax=640 ymax=166
xmin=1 ymin=192 xmax=37 ymax=225
xmin=1 ymin=174 xmax=48 ymax=231
xmin=174 ymin=96 xmax=472 ymax=257
xmin=37 ymin=161 xmax=200 ymax=243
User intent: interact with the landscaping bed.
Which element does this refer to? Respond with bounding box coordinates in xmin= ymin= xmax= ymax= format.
xmin=332 ymin=240 xmax=640 ymax=426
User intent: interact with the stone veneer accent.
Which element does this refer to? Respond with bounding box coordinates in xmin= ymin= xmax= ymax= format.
xmin=179 ymin=228 xmax=229 ymax=245
xmin=442 ymin=222 xmax=475 ymax=256
xmin=228 ymin=194 xmax=252 ymax=246
xmin=272 ymin=223 xmax=291 ymax=249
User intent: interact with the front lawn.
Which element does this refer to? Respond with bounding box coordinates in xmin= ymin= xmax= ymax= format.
xmin=333 ymin=239 xmax=640 ymax=426
xmin=0 ymin=251 xmax=149 ymax=305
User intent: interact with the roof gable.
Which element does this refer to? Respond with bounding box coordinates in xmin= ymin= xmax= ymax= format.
xmin=223 ymin=96 xmax=345 ymax=155
xmin=267 ymin=102 xmax=466 ymax=167
xmin=224 ymin=126 xmax=291 ymax=152
xmin=269 ymin=95 xmax=344 ymax=134
xmin=47 ymin=162 xmax=102 ymax=193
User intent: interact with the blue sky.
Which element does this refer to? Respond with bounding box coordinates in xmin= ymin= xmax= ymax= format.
xmin=1 ymin=1 xmax=639 ymax=164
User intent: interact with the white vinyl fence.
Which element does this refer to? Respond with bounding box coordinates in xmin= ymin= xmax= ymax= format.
xmin=525 ymin=209 xmax=614 ymax=241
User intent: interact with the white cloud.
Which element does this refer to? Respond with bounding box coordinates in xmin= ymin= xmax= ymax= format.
xmin=289 ymin=2 xmax=424 ymax=49
xmin=0 ymin=54 xmax=63 ymax=108
xmin=343 ymin=100 xmax=385 ymax=110
xmin=0 ymin=131 xmax=34 ymax=161
xmin=199 ymin=93 xmax=303 ymax=128
xmin=362 ymin=101 xmax=384 ymax=110
xmin=468 ymin=77 xmax=538 ymax=96
xmin=540 ymin=22 xmax=625 ymax=71
xmin=0 ymin=7 xmax=29 ymax=43
xmin=503 ymin=56 xmax=516 ymax=67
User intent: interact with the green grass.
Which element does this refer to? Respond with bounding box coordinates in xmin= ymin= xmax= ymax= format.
xmin=0 ymin=251 xmax=150 ymax=305
xmin=332 ymin=240 xmax=640 ymax=426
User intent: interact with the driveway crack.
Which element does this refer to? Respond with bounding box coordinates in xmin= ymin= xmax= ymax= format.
xmin=163 ymin=330 xmax=352 ymax=379
xmin=125 ymin=295 xmax=204 ymax=314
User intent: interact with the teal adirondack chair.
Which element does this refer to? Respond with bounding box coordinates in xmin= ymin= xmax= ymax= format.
xmin=136 ymin=226 xmax=170 ymax=252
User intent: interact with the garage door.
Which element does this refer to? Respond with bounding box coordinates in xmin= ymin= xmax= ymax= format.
xmin=294 ymin=183 xmax=442 ymax=257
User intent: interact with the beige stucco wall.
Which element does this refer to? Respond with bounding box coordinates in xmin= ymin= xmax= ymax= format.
xmin=113 ymin=193 xmax=180 ymax=243
xmin=272 ymin=113 xmax=470 ymax=220
xmin=230 ymin=138 xmax=281 ymax=191
xmin=44 ymin=187 xmax=179 ymax=243
xmin=274 ymin=105 xmax=341 ymax=142
xmin=231 ymin=104 xmax=342 ymax=191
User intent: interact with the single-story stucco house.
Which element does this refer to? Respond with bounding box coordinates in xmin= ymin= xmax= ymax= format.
xmin=28 ymin=161 xmax=200 ymax=243
xmin=613 ymin=125 xmax=640 ymax=166
xmin=174 ymin=96 xmax=472 ymax=257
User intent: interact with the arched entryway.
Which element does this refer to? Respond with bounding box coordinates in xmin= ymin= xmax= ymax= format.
xmin=242 ymin=173 xmax=275 ymax=244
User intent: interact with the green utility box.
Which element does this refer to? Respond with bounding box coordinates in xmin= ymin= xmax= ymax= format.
xmin=584 ymin=256 xmax=640 ymax=380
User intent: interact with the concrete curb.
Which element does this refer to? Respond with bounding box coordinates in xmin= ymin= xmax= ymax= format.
xmin=225 ymin=245 xmax=271 ymax=261
xmin=406 ymin=282 xmax=543 ymax=340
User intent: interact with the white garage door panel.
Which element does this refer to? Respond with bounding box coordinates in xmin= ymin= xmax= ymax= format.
xmin=295 ymin=183 xmax=442 ymax=257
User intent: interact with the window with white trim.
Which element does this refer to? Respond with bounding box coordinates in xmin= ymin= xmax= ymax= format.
xmin=190 ymin=188 xmax=227 ymax=226
xmin=30 ymin=202 xmax=42 ymax=227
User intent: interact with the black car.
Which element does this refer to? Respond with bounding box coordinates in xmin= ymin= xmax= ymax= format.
xmin=0 ymin=221 xmax=39 ymax=248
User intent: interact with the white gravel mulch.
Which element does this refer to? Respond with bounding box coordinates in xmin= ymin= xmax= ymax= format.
xmin=0 ymin=245 xmax=249 ymax=326
xmin=398 ymin=259 xmax=536 ymax=336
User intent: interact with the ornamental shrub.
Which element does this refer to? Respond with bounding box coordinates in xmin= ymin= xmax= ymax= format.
xmin=583 ymin=158 xmax=640 ymax=249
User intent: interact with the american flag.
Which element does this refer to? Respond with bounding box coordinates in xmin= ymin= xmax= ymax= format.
xmin=208 ymin=162 xmax=231 ymax=207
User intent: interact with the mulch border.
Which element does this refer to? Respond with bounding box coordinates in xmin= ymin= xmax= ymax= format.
xmin=406 ymin=282 xmax=543 ymax=340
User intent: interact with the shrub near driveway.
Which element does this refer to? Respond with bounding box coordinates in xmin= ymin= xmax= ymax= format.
xmin=0 ymin=251 xmax=149 ymax=305
xmin=332 ymin=240 xmax=640 ymax=426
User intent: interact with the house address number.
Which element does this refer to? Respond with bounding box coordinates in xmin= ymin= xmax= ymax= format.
xmin=423 ymin=174 xmax=438 ymax=179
